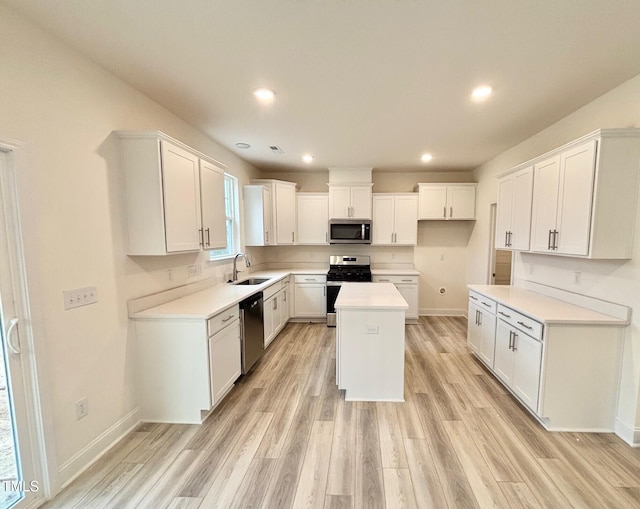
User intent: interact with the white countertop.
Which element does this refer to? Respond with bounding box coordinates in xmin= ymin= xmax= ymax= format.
xmin=335 ymin=282 xmax=409 ymax=310
xmin=131 ymin=270 xmax=292 ymax=320
xmin=468 ymin=285 xmax=627 ymax=325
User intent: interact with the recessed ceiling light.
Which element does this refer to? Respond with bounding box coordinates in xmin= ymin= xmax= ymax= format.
xmin=421 ymin=153 xmax=433 ymax=163
xmin=235 ymin=142 xmax=251 ymax=149
xmin=253 ymin=88 xmax=275 ymax=101
xmin=302 ymin=154 xmax=314 ymax=163
xmin=472 ymin=85 xmax=493 ymax=100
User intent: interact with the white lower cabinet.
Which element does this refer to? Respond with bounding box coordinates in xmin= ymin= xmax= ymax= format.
xmin=209 ymin=319 xmax=241 ymax=406
xmin=372 ymin=274 xmax=418 ymax=321
xmin=134 ymin=304 xmax=240 ymax=423
xmin=467 ymin=293 xmax=497 ymax=368
xmin=263 ymin=278 xmax=290 ymax=348
xmin=293 ymin=274 xmax=327 ymax=318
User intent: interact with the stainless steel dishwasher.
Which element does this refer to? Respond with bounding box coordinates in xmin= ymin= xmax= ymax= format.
xmin=239 ymin=292 xmax=264 ymax=374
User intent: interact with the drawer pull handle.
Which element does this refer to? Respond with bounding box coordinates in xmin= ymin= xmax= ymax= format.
xmin=498 ymin=311 xmax=511 ymax=318
xmin=380 ymin=279 xmax=390 ymax=282
xmin=481 ymin=301 xmax=492 ymax=307
xmin=222 ymin=315 xmax=234 ymax=323
xmin=469 ymin=295 xmax=478 ymax=301
xmin=508 ymin=330 xmax=514 ymax=350
xmin=401 ymin=279 xmax=412 ymax=282
xmin=517 ymin=320 xmax=533 ymax=330
xmin=305 ymin=278 xmax=315 ymax=281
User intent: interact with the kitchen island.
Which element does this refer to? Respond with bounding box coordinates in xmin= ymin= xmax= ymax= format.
xmin=335 ymin=282 xmax=408 ymax=401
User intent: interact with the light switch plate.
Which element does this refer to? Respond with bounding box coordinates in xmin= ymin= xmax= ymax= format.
xmin=63 ymin=286 xmax=97 ymax=310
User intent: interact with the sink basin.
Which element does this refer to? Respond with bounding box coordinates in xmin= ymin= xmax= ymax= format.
xmin=233 ymin=278 xmax=271 ymax=285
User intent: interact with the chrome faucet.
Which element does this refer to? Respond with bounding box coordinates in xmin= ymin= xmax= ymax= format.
xmin=232 ymin=252 xmax=250 ymax=281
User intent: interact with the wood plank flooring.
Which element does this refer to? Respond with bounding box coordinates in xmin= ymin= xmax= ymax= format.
xmin=43 ymin=317 xmax=640 ymax=509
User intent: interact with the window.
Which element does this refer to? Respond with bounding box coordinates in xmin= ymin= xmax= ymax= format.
xmin=209 ymin=173 xmax=239 ymax=260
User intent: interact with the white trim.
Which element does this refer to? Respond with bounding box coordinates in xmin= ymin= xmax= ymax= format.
xmin=56 ymin=407 xmax=141 ymax=488
xmin=614 ymin=418 xmax=640 ymax=447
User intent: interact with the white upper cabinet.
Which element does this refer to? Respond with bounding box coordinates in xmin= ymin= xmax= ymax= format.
xmin=495 ymin=166 xmax=534 ymax=250
xmin=248 ymin=179 xmax=298 ymax=245
xmin=199 ymin=159 xmax=227 ymax=250
xmin=297 ymin=193 xmax=329 ymax=245
xmin=417 ymin=183 xmax=477 ymax=220
xmin=117 ymin=131 xmax=227 ymax=255
xmin=528 ymin=130 xmax=640 ymax=258
xmin=328 ymin=184 xmax=373 ymax=219
xmin=243 ymin=185 xmax=272 ymax=246
xmin=372 ymin=194 xmax=418 ymax=245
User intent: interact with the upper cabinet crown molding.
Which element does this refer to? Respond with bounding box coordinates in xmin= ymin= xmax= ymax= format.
xmin=117 ymin=131 xmax=227 ymax=256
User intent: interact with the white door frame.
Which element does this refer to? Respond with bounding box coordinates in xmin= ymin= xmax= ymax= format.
xmin=0 ymin=137 xmax=53 ymax=504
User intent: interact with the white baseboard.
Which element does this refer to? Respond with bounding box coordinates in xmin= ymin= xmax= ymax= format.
xmin=57 ymin=407 xmax=141 ymax=489
xmin=615 ymin=418 xmax=640 ymax=447
xmin=419 ymin=308 xmax=465 ymax=317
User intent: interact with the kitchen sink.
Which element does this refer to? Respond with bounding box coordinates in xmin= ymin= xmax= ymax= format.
xmin=233 ymin=278 xmax=271 ymax=285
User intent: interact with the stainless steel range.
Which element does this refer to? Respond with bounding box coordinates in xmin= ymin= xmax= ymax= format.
xmin=326 ymin=255 xmax=372 ymax=327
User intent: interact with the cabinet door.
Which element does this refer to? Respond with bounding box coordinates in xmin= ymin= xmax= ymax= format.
xmin=512 ymin=332 xmax=542 ymax=412
xmin=372 ymin=195 xmax=395 ymax=245
xmin=243 ymin=185 xmax=271 ymax=246
xmin=495 ymin=176 xmax=513 ymax=249
xmin=494 ymin=320 xmax=515 ymax=385
xmin=393 ymin=195 xmax=418 ymax=245
xmin=297 ymin=194 xmax=329 ymax=244
xmin=556 ymin=140 xmax=596 ymax=256
xmin=530 ymin=155 xmax=561 ymax=253
xmin=478 ymin=311 xmax=497 ymax=368
xmin=294 ymin=284 xmax=327 ymax=317
xmin=199 ymin=160 xmax=226 ymax=249
xmin=350 ymin=185 xmax=372 ymax=219
xmin=418 ymin=185 xmax=447 ymax=219
xmin=510 ymin=167 xmax=534 ymax=250
xmin=329 ymin=186 xmax=352 ymax=219
xmin=263 ymin=295 xmax=276 ymax=347
xmin=275 ymin=182 xmax=296 ymax=245
xmin=397 ymin=284 xmax=418 ymax=319
xmin=447 ymin=185 xmax=476 ymax=219
xmin=467 ymin=302 xmax=482 ymax=353
xmin=209 ymin=320 xmax=241 ymax=406
xmin=160 ymin=141 xmax=202 ymax=252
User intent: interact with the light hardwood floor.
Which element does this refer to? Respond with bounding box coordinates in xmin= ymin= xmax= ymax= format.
xmin=43 ymin=317 xmax=640 ymax=509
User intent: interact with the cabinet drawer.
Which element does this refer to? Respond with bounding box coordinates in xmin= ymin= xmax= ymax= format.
xmin=207 ymin=305 xmax=239 ymax=337
xmin=372 ymin=275 xmax=418 ymax=284
xmin=497 ymin=304 xmax=543 ymax=340
xmin=469 ymin=291 xmax=497 ymax=314
xmin=263 ymin=280 xmax=283 ymax=300
xmin=293 ymin=274 xmax=327 ymax=283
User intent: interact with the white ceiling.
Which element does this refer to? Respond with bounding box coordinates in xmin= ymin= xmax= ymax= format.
xmin=5 ymin=0 xmax=640 ymax=172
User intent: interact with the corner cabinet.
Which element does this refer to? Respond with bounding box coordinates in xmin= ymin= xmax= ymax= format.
xmin=416 ymin=183 xmax=477 ymax=220
xmin=248 ymin=180 xmax=298 ymax=245
xmin=297 ymin=193 xmax=329 ymax=245
xmin=328 ymin=184 xmax=373 ymax=219
xmin=117 ymin=131 xmax=227 ymax=255
xmin=372 ymin=194 xmax=418 ymax=246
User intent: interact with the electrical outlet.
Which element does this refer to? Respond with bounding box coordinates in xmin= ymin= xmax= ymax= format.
xmin=574 ymin=271 xmax=582 ymax=284
xmin=63 ymin=286 xmax=98 ymax=310
xmin=75 ymin=397 xmax=89 ymax=420
xmin=365 ymin=325 xmax=379 ymax=334
xmin=187 ymin=264 xmax=201 ymax=278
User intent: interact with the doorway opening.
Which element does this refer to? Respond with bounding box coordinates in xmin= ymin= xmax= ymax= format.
xmin=488 ymin=203 xmax=512 ymax=285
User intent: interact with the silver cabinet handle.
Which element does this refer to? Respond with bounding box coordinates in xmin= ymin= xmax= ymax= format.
xmin=474 ymin=310 xmax=479 ymax=325
xmin=517 ymin=321 xmax=533 ymax=330
xmin=5 ymin=318 xmax=20 ymax=354
xmin=305 ymin=278 xmax=315 ymax=281
xmin=292 ymin=232 xmax=295 ymax=242
xmin=498 ymin=311 xmax=511 ymax=318
xmin=450 ymin=206 xmax=453 ymax=218
xmin=199 ymin=228 xmax=204 ymax=248
xmin=325 ymin=232 xmax=328 ymax=243
xmin=323 ymin=286 xmax=326 ymax=296
xmin=553 ymin=230 xmax=559 ymax=250
xmin=391 ymin=233 xmax=394 ymax=243
xmin=481 ymin=301 xmax=492 ymax=308
xmin=221 ymin=315 xmax=234 ymax=323
xmin=508 ymin=231 xmax=513 ymax=247
xmin=505 ymin=231 xmax=509 ymax=247
xmin=283 ymin=291 xmax=287 ymax=303
xmin=478 ymin=310 xmax=482 ymax=325
xmin=443 ymin=206 xmax=446 ymax=218
xmin=512 ymin=333 xmax=518 ymax=351
xmin=273 ymin=298 xmax=277 ymax=311
xmin=469 ymin=294 xmax=478 ymax=301
xmin=265 ymin=231 xmax=269 ymax=243
xmin=394 ymin=233 xmax=397 ymax=243
xmin=508 ymin=330 xmax=514 ymax=350
xmin=206 ymin=228 xmax=211 ymax=247
xmin=379 ymin=279 xmax=390 ymax=282
xmin=548 ymin=230 xmax=553 ymax=250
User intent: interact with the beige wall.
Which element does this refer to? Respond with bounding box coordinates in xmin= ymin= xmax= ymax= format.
xmin=0 ymin=5 xmax=261 ymax=489
xmin=469 ymin=73 xmax=640 ymax=442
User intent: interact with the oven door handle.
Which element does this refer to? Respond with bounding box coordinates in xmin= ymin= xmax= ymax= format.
xmin=326 ymin=282 xmax=343 ymax=287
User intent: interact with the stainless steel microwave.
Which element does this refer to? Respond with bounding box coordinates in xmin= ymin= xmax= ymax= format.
xmin=329 ymin=219 xmax=372 ymax=244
